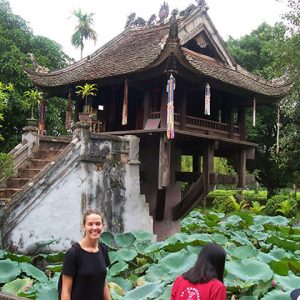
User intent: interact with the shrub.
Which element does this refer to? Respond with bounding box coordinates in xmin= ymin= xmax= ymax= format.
xmin=265 ymin=195 xmax=297 ymax=218
xmin=0 ymin=153 xmax=13 ymax=178
xmin=212 ymin=195 xmax=235 ymax=213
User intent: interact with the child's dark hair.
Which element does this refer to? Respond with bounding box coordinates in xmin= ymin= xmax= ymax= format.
xmin=83 ymin=209 xmax=104 ymax=225
xmin=183 ymin=243 xmax=226 ymax=283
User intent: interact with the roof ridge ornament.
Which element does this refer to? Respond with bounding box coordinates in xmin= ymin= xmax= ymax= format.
xmin=169 ymin=13 xmax=178 ymax=40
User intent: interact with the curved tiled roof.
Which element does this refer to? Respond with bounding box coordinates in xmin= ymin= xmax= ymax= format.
xmin=27 ymin=24 xmax=170 ymax=87
xmin=27 ymin=13 xmax=292 ymax=98
xmin=181 ymin=48 xmax=291 ymax=97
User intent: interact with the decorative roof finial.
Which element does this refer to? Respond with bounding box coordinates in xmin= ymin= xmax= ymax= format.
xmin=169 ymin=13 xmax=178 ymax=39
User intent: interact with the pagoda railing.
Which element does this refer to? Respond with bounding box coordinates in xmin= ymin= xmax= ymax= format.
xmin=150 ymin=112 xmax=240 ymax=136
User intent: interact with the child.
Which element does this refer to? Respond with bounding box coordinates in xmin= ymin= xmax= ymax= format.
xmin=170 ymin=243 xmax=226 ymax=300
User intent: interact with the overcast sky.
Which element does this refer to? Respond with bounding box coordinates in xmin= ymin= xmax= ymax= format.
xmin=8 ymin=0 xmax=287 ymax=61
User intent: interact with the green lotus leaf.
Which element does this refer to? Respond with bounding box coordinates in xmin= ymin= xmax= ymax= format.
xmin=230 ymin=231 xmax=252 ymax=245
xmin=2 ymin=277 xmax=33 ymax=294
xmin=20 ymin=262 xmax=48 ymax=282
xmin=114 ymin=232 xmax=136 ymax=248
xmin=223 ymin=215 xmax=243 ymax=226
xmin=288 ymin=259 xmax=300 ymax=274
xmin=239 ymin=297 xmax=258 ymax=300
xmin=266 ymin=236 xmax=299 ymax=251
xmin=132 ymin=230 xmax=153 ymax=242
xmin=261 ymin=289 xmax=290 ymax=300
xmin=46 ymin=263 xmax=62 ymax=273
xmin=35 ymin=283 xmax=58 ymax=300
xmin=109 ymin=261 xmax=128 ymax=277
xmin=122 ymin=281 xmax=164 ymax=300
xmin=210 ymin=233 xmax=228 ymax=245
xmin=249 ymin=224 xmax=265 ymax=232
xmin=270 ymin=260 xmax=289 ymax=276
xmin=36 ymin=252 xmax=64 ymax=262
xmin=109 ymin=248 xmax=138 ymax=263
xmin=146 ymin=250 xmax=197 ymax=282
xmin=109 ymin=276 xmax=132 ymax=292
xmin=100 ymin=232 xmax=118 ymax=249
xmin=157 ymin=283 xmax=172 ymax=300
xmin=4 ymin=252 xmax=31 ymax=263
xmin=143 ymin=241 xmax=165 ymax=254
xmin=274 ymin=272 xmax=300 ymax=290
xmin=0 ymin=249 xmax=7 ymax=258
xmin=254 ymin=215 xmax=289 ymax=226
xmin=252 ymin=231 xmax=269 ymax=241
xmin=227 ymin=245 xmax=257 ymax=259
xmin=226 ymin=258 xmax=273 ymax=282
xmin=189 ymin=209 xmax=203 ymax=218
xmin=134 ymin=241 xmax=152 ymax=254
xmin=0 ymin=259 xmax=21 ymax=283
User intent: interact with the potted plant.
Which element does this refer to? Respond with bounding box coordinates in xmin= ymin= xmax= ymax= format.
xmin=75 ymin=83 xmax=98 ymax=122
xmin=24 ymin=89 xmax=43 ymax=126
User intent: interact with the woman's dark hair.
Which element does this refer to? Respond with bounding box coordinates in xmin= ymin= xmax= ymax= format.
xmin=183 ymin=243 xmax=226 ymax=284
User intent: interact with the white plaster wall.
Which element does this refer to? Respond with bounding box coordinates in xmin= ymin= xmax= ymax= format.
xmin=123 ymin=136 xmax=153 ymax=234
xmin=9 ymin=165 xmax=82 ymax=253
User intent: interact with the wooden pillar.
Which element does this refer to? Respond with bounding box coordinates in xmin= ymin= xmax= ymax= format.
xmin=238 ymin=107 xmax=246 ymax=141
xmin=228 ymin=106 xmax=234 ymax=139
xmin=203 ymin=142 xmax=214 ymax=191
xmin=238 ymin=148 xmax=246 ymax=188
xmin=158 ymin=134 xmax=171 ymax=189
xmin=160 ymin=88 xmax=167 ymax=129
xmin=193 ymin=154 xmax=199 ymax=173
xmin=180 ymin=91 xmax=187 ymax=130
xmin=143 ymin=90 xmax=151 ymax=128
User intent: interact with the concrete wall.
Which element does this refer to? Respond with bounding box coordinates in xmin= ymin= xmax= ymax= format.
xmin=1 ymin=126 xmax=153 ymax=253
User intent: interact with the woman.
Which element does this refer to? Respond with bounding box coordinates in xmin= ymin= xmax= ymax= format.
xmin=170 ymin=243 xmax=226 ymax=300
xmin=60 ymin=209 xmax=111 ymax=300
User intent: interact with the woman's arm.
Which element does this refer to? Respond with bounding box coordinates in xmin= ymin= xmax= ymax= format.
xmin=103 ymin=281 xmax=111 ymax=300
xmin=61 ymin=275 xmax=73 ymax=300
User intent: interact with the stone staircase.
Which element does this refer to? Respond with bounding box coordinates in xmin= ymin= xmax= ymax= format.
xmin=0 ymin=137 xmax=71 ymax=207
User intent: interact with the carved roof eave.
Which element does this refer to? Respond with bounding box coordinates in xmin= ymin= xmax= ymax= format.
xmin=176 ymin=7 xmax=236 ymax=68
xmin=144 ymin=40 xmax=292 ymax=103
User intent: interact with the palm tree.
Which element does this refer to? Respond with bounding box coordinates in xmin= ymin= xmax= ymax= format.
xmin=71 ymin=9 xmax=97 ymax=59
xmin=76 ymin=83 xmax=98 ymax=113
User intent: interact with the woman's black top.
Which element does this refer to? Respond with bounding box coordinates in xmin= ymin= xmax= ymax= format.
xmin=62 ymin=243 xmax=110 ymax=300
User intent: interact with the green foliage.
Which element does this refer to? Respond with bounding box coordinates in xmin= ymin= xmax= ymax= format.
xmin=212 ymin=195 xmax=235 ymax=213
xmin=265 ymin=195 xmax=297 ymax=217
xmin=23 ymin=89 xmax=43 ymax=119
xmin=71 ymin=8 xmax=97 ymax=59
xmin=0 ymin=152 xmax=13 ymax=178
xmin=0 ymin=0 xmax=71 ymax=151
xmin=250 ymin=201 xmax=266 ymax=214
xmin=0 ymin=211 xmax=300 ymax=299
xmin=76 ymin=83 xmax=98 ymax=113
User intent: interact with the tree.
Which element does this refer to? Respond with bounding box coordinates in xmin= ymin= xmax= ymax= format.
xmin=71 ymin=9 xmax=97 ymax=59
xmin=0 ymin=0 xmax=71 ymax=151
xmin=226 ymin=23 xmax=293 ymax=196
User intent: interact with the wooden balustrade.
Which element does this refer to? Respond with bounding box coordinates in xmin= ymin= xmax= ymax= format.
xmin=149 ymin=112 xmax=240 ymax=136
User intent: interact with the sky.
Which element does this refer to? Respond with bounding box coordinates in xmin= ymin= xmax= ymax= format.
xmin=8 ymin=0 xmax=288 ymax=62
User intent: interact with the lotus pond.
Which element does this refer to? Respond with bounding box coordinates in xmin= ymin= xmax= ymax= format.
xmin=0 ymin=211 xmax=299 ymax=299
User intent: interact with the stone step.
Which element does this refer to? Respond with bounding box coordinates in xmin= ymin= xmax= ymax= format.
xmin=39 ymin=138 xmax=71 ymax=151
xmin=7 ymin=177 xmax=30 ymax=189
xmin=0 ymin=188 xmax=20 ymax=198
xmin=18 ymin=168 xmax=41 ymax=178
xmin=25 ymin=158 xmax=51 ymax=169
xmin=0 ymin=198 xmax=10 ymax=206
xmin=33 ymin=150 xmax=61 ymax=160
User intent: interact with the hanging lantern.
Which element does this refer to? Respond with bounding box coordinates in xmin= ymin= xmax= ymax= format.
xmin=38 ymin=99 xmax=45 ymax=136
xmin=122 ymin=80 xmax=128 ymax=126
xmin=166 ymin=74 xmax=175 ymax=139
xmin=65 ymin=91 xmax=72 ymax=130
xmin=204 ymin=83 xmax=210 ymax=115
xmin=252 ymin=97 xmax=256 ymax=127
xmin=276 ymin=105 xmax=280 ymax=154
